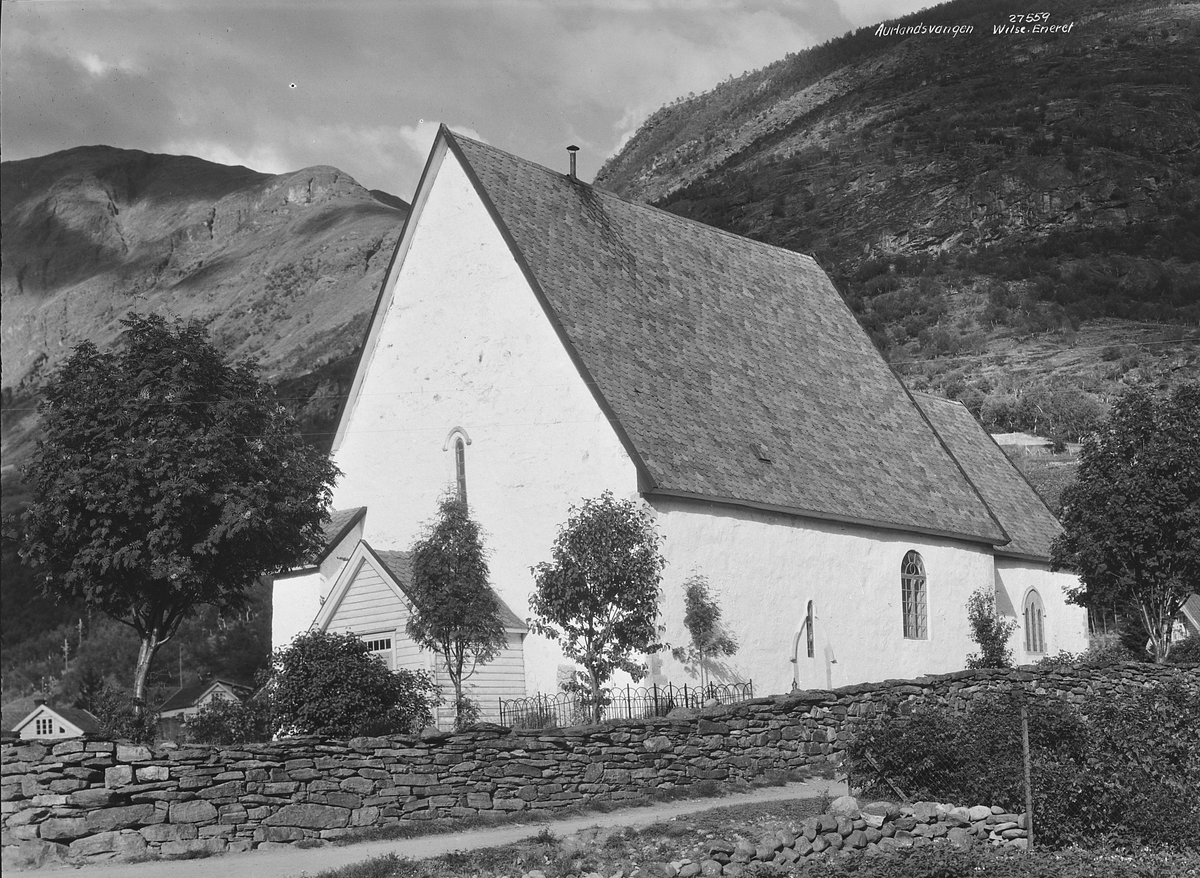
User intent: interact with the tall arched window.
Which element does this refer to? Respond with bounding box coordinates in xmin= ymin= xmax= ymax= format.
xmin=443 ymin=427 xmax=471 ymax=505
xmin=901 ymin=551 xmax=928 ymax=640
xmin=1024 ymin=590 xmax=1046 ymax=654
xmin=454 ymin=437 xmax=467 ymax=504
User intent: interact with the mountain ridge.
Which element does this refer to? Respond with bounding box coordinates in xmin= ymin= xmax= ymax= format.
xmin=596 ymin=0 xmax=1199 ymax=438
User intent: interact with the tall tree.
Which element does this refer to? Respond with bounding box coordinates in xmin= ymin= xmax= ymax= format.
xmin=530 ymin=492 xmax=665 ymax=722
xmin=20 ymin=313 xmax=339 ymax=717
xmin=670 ymin=575 xmax=738 ymax=689
xmin=406 ymin=493 xmax=507 ymax=730
xmin=1051 ymin=383 xmax=1200 ymax=663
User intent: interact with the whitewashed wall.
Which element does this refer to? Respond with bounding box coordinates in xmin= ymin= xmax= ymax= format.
xmin=649 ymin=496 xmax=1000 ymax=694
xmin=995 ymin=559 xmax=1090 ymax=662
xmin=329 ymin=144 xmax=639 ymax=695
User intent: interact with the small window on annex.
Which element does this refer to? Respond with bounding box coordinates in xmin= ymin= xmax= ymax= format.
xmin=35 ymin=717 xmax=54 ymax=736
xmin=901 ymin=551 xmax=928 ymax=640
xmin=1024 ymin=591 xmax=1046 ymax=654
xmin=362 ymin=635 xmax=395 ymax=670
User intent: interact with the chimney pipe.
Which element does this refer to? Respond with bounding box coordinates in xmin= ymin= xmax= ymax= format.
xmin=567 ymin=145 xmax=579 ymax=181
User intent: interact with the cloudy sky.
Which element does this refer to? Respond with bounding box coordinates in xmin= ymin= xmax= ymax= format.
xmin=3 ymin=0 xmax=930 ymax=200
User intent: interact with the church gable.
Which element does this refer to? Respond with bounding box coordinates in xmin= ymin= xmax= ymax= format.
xmin=448 ymin=131 xmax=1007 ymax=545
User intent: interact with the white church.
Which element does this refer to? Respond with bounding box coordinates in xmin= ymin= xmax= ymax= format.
xmin=272 ymin=126 xmax=1089 ymax=723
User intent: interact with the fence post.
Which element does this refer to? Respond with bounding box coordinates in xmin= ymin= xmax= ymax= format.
xmin=1021 ymin=693 xmax=1034 ymax=852
xmin=625 ymin=684 xmax=631 ymax=719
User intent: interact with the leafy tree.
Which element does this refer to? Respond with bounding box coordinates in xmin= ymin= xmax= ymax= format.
xmin=964 ymin=585 xmax=1017 ymax=669
xmin=264 ymin=630 xmax=438 ymax=738
xmin=406 ymin=493 xmax=507 ymax=730
xmin=19 ymin=313 xmax=339 ymax=716
xmin=670 ymin=575 xmax=738 ymax=689
xmin=529 ymin=492 xmax=665 ymax=723
xmin=1051 ymin=384 xmax=1200 ymax=663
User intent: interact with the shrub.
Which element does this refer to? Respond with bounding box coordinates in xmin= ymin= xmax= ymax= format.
xmin=845 ymin=682 xmax=1199 ymax=850
xmin=965 ymin=586 xmax=1017 ymax=668
xmin=92 ymin=684 xmax=158 ymax=745
xmin=1169 ymin=632 xmax=1200 ymax=664
xmin=187 ymin=695 xmax=268 ymax=745
xmin=264 ymin=631 xmax=439 ymax=738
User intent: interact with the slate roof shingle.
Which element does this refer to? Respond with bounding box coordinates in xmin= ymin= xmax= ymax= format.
xmin=446 ymin=130 xmax=1007 ymax=544
xmin=371 ymin=546 xmax=528 ymax=631
xmin=914 ymin=393 xmax=1062 ymax=560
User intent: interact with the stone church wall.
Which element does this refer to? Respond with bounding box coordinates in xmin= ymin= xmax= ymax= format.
xmin=3 ymin=663 xmax=1194 ymax=868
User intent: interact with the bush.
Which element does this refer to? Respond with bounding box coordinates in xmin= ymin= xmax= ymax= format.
xmin=92 ymin=684 xmax=158 ymax=745
xmin=788 ymin=845 xmax=1200 ymax=877
xmin=264 ymin=631 xmax=439 ymax=738
xmin=845 ymin=682 xmax=1198 ymax=850
xmin=187 ymin=695 xmax=268 ymax=745
xmin=1169 ymin=631 xmax=1200 ymax=664
xmin=965 ymin=586 xmax=1017 ymax=668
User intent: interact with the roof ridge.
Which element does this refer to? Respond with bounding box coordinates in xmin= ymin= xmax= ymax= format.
xmin=446 ymin=129 xmax=823 ymax=266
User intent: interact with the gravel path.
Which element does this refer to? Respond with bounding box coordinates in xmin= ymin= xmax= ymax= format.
xmin=52 ymin=777 xmax=845 ymax=878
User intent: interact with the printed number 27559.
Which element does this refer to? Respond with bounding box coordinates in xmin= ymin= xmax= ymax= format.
xmin=1009 ymin=13 xmax=1050 ymax=22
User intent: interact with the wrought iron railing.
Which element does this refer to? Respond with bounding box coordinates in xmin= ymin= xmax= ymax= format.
xmin=499 ymin=680 xmax=753 ymax=730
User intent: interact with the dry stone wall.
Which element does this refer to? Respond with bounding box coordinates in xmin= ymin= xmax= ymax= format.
xmin=3 ymin=663 xmax=1195 ymax=869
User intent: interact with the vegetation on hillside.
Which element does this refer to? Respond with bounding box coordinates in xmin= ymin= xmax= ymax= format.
xmin=599 ymin=0 xmax=1200 ymax=435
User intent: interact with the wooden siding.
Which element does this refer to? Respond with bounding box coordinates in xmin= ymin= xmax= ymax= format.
xmin=326 ymin=563 xmax=409 ymax=635
xmin=323 ymin=558 xmax=525 ymax=726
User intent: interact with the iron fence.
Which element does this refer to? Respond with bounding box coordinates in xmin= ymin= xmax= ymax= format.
xmin=499 ymin=680 xmax=753 ymax=730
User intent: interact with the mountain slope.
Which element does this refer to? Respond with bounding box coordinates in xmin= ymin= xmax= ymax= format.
xmin=1 ymin=146 xmax=409 ymax=497
xmin=598 ymin=0 xmax=1200 ymax=435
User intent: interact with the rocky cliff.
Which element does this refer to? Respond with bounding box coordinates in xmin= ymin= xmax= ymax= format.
xmin=1 ymin=147 xmax=408 ymax=487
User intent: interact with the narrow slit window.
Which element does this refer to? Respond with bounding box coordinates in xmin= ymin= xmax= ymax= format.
xmin=455 ymin=437 xmax=467 ymax=504
xmin=901 ymin=551 xmax=928 ymax=640
xmin=1024 ymin=591 xmax=1046 ymax=654
xmin=806 ymin=600 xmax=815 ymax=658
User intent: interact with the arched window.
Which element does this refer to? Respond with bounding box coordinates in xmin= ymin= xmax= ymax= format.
xmin=454 ymin=437 xmax=467 ymax=504
xmin=901 ymin=551 xmax=928 ymax=640
xmin=1024 ymin=590 xmax=1046 ymax=654
xmin=442 ymin=427 xmax=471 ymax=505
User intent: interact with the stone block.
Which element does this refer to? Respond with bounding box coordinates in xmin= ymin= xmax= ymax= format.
xmin=135 ymin=765 xmax=170 ymax=782
xmin=85 ymin=803 xmax=163 ymax=833
xmin=263 ymin=803 xmax=350 ymax=829
xmin=71 ymin=829 xmax=148 ymax=860
xmin=105 ymin=765 xmax=134 ymax=788
xmin=3 ymin=839 xmax=69 ymax=870
xmin=38 ymin=817 xmax=89 ymax=841
xmin=140 ymin=823 xmax=198 ymax=843
xmin=254 ymin=825 xmax=305 ymax=842
xmin=169 ymin=799 xmax=218 ymax=823
xmin=115 ymin=745 xmax=152 ymax=763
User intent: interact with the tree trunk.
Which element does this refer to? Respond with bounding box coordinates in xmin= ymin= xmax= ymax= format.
xmin=132 ymin=633 xmax=161 ymax=719
xmin=588 ymin=664 xmax=603 ymax=724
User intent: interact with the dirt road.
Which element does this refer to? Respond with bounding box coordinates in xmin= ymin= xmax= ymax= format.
xmin=51 ymin=777 xmax=845 ymax=878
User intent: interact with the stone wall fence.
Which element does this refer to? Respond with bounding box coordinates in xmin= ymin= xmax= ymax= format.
xmin=3 ymin=663 xmax=1196 ymax=869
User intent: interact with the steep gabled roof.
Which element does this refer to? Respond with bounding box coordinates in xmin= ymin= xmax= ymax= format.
xmin=914 ymin=393 xmax=1062 ymax=561
xmin=9 ymin=703 xmax=101 ymax=737
xmin=443 ymin=129 xmax=1006 ymax=544
xmin=158 ymin=678 xmax=254 ymax=714
xmin=317 ymin=541 xmax=528 ymax=633
xmin=373 ymin=546 xmax=528 ymax=632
